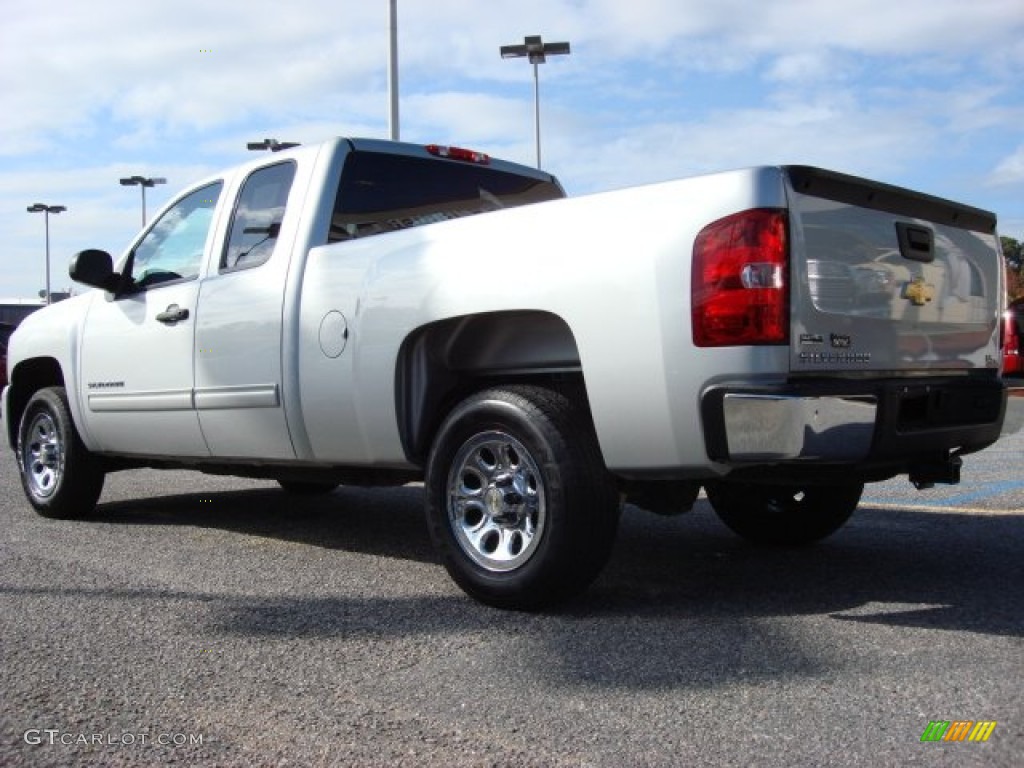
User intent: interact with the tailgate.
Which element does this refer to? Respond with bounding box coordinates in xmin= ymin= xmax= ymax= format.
xmin=785 ymin=166 xmax=1002 ymax=373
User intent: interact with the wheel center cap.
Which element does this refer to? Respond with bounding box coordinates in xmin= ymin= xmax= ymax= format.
xmin=485 ymin=486 xmax=505 ymax=516
xmin=485 ymin=481 xmax=526 ymax=526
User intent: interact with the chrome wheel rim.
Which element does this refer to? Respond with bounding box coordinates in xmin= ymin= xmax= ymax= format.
xmin=447 ymin=431 xmax=546 ymax=573
xmin=22 ymin=410 xmax=64 ymax=500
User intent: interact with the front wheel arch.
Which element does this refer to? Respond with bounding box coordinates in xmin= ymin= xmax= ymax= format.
xmin=5 ymin=356 xmax=66 ymax=451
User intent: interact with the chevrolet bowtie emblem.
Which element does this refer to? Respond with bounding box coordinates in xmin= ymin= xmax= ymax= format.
xmin=903 ymin=276 xmax=935 ymax=306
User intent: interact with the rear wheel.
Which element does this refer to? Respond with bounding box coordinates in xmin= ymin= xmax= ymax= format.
xmin=425 ymin=385 xmax=620 ymax=610
xmin=17 ymin=386 xmax=105 ymax=519
xmin=705 ymin=481 xmax=863 ymax=546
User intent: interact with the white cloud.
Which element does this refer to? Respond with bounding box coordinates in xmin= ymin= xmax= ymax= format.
xmin=549 ymin=94 xmax=934 ymax=196
xmin=990 ymin=146 xmax=1024 ymax=186
xmin=403 ymin=92 xmax=531 ymax=145
xmin=766 ymin=51 xmax=856 ymax=84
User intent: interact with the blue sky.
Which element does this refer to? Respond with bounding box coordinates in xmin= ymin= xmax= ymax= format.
xmin=2 ymin=0 xmax=1022 ymax=299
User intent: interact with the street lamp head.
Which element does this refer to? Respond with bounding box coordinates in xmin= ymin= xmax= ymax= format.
xmin=500 ymin=35 xmax=571 ymax=63
xmin=247 ymin=138 xmax=300 ymax=152
xmin=120 ymin=176 xmax=165 ymax=227
xmin=27 ymin=203 xmax=65 ymax=214
xmin=120 ymin=175 xmax=165 ymax=187
xmin=542 ymin=41 xmax=570 ymax=56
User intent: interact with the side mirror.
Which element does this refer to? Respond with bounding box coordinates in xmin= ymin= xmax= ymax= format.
xmin=69 ymin=249 xmax=120 ymax=292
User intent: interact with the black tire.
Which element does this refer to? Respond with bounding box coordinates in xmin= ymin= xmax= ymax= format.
xmin=705 ymin=481 xmax=863 ymax=546
xmin=277 ymin=480 xmax=338 ymax=495
xmin=425 ymin=385 xmax=620 ymax=610
xmin=16 ymin=386 xmax=105 ymax=519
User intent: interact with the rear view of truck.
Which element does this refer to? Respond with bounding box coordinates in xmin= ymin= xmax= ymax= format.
xmin=697 ymin=166 xmax=1006 ymax=546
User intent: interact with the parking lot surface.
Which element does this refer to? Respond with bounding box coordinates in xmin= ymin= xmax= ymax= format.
xmin=1 ymin=428 xmax=1021 ymax=767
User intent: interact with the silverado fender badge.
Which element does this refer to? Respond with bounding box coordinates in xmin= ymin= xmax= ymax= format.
xmin=902 ymin=276 xmax=935 ymax=306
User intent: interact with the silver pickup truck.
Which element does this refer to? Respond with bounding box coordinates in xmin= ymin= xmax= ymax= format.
xmin=3 ymin=138 xmax=1010 ymax=608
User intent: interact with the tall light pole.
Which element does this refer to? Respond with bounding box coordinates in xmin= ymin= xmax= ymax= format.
xmin=26 ymin=203 xmax=66 ymax=305
xmin=119 ymin=175 xmax=166 ymax=227
xmin=388 ymin=0 xmax=400 ymax=140
xmin=500 ymin=35 xmax=571 ymax=169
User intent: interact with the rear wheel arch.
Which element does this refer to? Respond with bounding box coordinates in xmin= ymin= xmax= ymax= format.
xmin=395 ymin=311 xmax=588 ymax=464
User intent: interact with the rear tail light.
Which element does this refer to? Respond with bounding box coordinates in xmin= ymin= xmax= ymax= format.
xmin=692 ymin=209 xmax=789 ymax=347
xmin=1004 ymin=309 xmax=1021 ymax=374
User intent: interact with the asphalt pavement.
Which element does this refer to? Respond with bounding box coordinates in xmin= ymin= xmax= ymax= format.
xmin=1 ymin=427 xmax=1021 ymax=767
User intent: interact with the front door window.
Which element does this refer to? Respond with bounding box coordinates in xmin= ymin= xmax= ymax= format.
xmin=130 ymin=183 xmax=223 ymax=289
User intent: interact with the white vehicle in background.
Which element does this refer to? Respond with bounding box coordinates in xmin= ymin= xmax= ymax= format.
xmin=2 ymin=138 xmax=1011 ymax=609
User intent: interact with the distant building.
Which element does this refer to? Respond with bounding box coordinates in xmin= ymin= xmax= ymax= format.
xmin=0 ymin=298 xmax=46 ymax=326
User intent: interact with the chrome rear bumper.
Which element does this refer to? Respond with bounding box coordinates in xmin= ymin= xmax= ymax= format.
xmin=721 ymin=393 xmax=877 ymax=461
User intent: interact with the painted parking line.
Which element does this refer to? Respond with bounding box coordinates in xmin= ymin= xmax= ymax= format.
xmin=859 ymin=502 xmax=1021 ymax=516
xmin=861 ymin=478 xmax=1024 ymax=513
xmin=928 ymin=479 xmax=1024 ymax=506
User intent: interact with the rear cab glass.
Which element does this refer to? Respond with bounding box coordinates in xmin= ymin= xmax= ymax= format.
xmin=221 ymin=161 xmax=297 ymax=272
xmin=329 ymin=150 xmax=563 ymax=243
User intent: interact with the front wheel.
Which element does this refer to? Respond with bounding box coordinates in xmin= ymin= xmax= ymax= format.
xmin=425 ymin=385 xmax=620 ymax=610
xmin=705 ymin=481 xmax=863 ymax=546
xmin=17 ymin=386 xmax=105 ymax=519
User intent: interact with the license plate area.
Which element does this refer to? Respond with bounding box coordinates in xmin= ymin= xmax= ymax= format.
xmin=894 ymin=383 xmax=1002 ymax=432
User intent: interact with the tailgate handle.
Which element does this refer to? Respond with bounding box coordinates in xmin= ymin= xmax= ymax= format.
xmin=895 ymin=222 xmax=935 ymax=263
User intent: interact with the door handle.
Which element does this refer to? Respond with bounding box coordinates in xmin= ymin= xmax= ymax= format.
xmin=156 ymin=304 xmax=190 ymax=324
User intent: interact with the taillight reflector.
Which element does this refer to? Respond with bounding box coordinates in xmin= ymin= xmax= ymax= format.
xmin=1004 ymin=310 xmax=1022 ymax=374
xmin=425 ymin=144 xmax=491 ymax=165
xmin=692 ymin=208 xmax=789 ymax=347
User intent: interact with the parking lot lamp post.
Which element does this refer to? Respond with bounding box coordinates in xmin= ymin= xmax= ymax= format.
xmin=500 ymin=35 xmax=571 ymax=169
xmin=26 ymin=204 xmax=66 ymax=305
xmin=119 ymin=176 xmax=166 ymax=227
xmin=388 ymin=0 xmax=400 ymax=140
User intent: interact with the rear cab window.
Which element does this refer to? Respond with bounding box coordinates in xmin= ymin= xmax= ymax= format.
xmin=221 ymin=161 xmax=297 ymax=272
xmin=329 ymin=150 xmax=563 ymax=243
